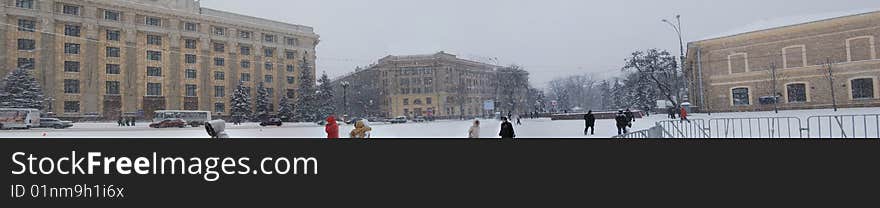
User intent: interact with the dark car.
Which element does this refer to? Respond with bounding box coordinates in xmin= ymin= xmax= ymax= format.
xmin=260 ymin=118 xmax=283 ymax=127
xmin=413 ymin=116 xmax=427 ymax=123
xmin=38 ymin=118 xmax=74 ymax=129
xmin=149 ymin=118 xmax=187 ymax=128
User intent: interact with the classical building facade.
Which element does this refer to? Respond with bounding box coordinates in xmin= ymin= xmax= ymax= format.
xmin=686 ymin=11 xmax=880 ymax=113
xmin=332 ymin=52 xmax=529 ymax=119
xmin=0 ymin=0 xmax=319 ymax=119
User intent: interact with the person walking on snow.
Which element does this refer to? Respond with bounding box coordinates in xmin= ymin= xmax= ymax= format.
xmin=499 ymin=117 xmax=516 ymax=139
xmin=325 ymin=115 xmax=339 ymax=139
xmin=615 ymin=110 xmax=630 ymax=135
xmin=516 ymin=116 xmax=522 ymax=125
xmin=584 ymin=111 xmax=596 ymax=135
xmin=468 ymin=120 xmax=481 ymax=139
xmin=625 ymin=109 xmax=635 ymax=122
xmin=680 ymin=107 xmax=691 ymax=123
xmin=350 ymin=120 xmax=373 ymax=139
xmin=667 ymin=107 xmax=677 ymax=119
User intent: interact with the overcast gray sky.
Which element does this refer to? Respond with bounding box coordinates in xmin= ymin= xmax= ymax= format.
xmin=199 ymin=0 xmax=879 ymax=88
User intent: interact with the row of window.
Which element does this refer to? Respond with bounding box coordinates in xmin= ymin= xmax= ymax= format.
xmin=402 ymin=98 xmax=434 ymax=106
xmin=727 ymin=36 xmax=876 ymax=73
xmin=730 ymin=78 xmax=877 ymax=106
xmin=13 ymin=0 xmax=300 ymax=46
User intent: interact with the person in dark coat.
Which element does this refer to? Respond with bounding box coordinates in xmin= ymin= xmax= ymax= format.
xmin=584 ymin=111 xmax=596 ymax=135
xmin=625 ymin=109 xmax=635 ymax=122
xmin=516 ymin=116 xmax=522 ymax=125
xmin=130 ymin=117 xmax=136 ymax=126
xmin=667 ymin=107 xmax=677 ymax=119
xmin=615 ymin=110 xmax=630 ymax=135
xmin=499 ymin=117 xmax=516 ymax=139
xmin=117 ymin=117 xmax=124 ymax=127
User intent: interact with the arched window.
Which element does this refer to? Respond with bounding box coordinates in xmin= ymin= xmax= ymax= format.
xmin=786 ymin=83 xmax=808 ymax=103
xmin=731 ymin=87 xmax=750 ymax=106
xmin=851 ymin=78 xmax=875 ymax=100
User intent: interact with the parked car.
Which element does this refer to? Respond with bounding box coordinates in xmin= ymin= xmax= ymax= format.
xmin=38 ymin=118 xmax=74 ymax=129
xmin=390 ymin=116 xmax=408 ymax=124
xmin=260 ymin=118 xmax=283 ymax=127
xmin=413 ymin=116 xmax=427 ymax=123
xmin=346 ymin=118 xmax=364 ymax=125
xmin=149 ymin=118 xmax=187 ymax=128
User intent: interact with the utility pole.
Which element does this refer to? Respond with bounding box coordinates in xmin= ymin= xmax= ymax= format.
xmin=770 ymin=62 xmax=779 ymax=114
xmin=822 ymin=58 xmax=838 ymax=112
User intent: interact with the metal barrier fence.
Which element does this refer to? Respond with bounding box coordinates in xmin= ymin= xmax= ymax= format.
xmin=806 ymin=114 xmax=880 ymax=138
xmin=656 ymin=119 xmax=709 ymax=138
xmin=612 ymin=126 xmax=663 ymax=139
xmin=706 ymin=117 xmax=804 ymax=138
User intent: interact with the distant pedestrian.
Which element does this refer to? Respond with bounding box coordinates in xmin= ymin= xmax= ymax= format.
xmin=680 ymin=107 xmax=691 ymax=123
xmin=644 ymin=106 xmax=651 ymax=116
xmin=625 ymin=109 xmax=635 ymax=122
xmin=325 ymin=115 xmax=339 ymax=139
xmin=667 ymin=107 xmax=677 ymax=119
xmin=468 ymin=120 xmax=481 ymax=139
xmin=130 ymin=118 xmax=136 ymax=126
xmin=117 ymin=117 xmax=124 ymax=127
xmin=615 ymin=110 xmax=630 ymax=135
xmin=499 ymin=117 xmax=516 ymax=139
xmin=584 ymin=111 xmax=596 ymax=136
xmin=516 ymin=116 xmax=522 ymax=125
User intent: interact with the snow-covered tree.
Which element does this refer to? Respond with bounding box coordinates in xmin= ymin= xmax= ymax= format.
xmin=277 ymin=96 xmax=294 ymax=122
xmin=0 ymin=67 xmax=44 ymax=110
xmin=229 ymin=81 xmax=252 ymax=123
xmin=293 ymin=55 xmax=318 ymax=122
xmin=595 ymin=80 xmax=612 ymax=110
xmin=316 ymin=71 xmax=336 ymax=118
xmin=622 ymin=49 xmax=683 ymax=108
xmin=254 ymin=82 xmax=271 ymax=121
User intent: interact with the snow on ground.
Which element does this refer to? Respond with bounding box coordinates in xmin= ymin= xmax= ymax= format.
xmin=1 ymin=107 xmax=877 ymax=138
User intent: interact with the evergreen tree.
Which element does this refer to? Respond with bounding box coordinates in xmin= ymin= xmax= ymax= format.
xmin=229 ymin=81 xmax=253 ymax=123
xmin=254 ymin=82 xmax=271 ymax=121
xmin=277 ymin=96 xmax=294 ymax=122
xmin=293 ymin=54 xmax=318 ymax=122
xmin=0 ymin=67 xmax=44 ymax=110
xmin=316 ymin=72 xmax=336 ymax=119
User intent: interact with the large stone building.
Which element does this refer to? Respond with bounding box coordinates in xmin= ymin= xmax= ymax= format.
xmin=331 ymin=52 xmax=530 ymax=119
xmin=686 ymin=10 xmax=880 ymax=113
xmin=0 ymin=0 xmax=319 ymax=120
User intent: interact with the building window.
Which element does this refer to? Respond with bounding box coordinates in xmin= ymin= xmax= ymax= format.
xmin=64 ymin=61 xmax=80 ymax=72
xmin=214 ymin=71 xmax=225 ymax=80
xmin=214 ymin=86 xmax=225 ymax=97
xmin=426 ymin=98 xmax=432 ymax=105
xmin=213 ymin=43 xmax=225 ymax=53
xmin=185 ymin=39 xmax=197 ymax=49
xmin=64 ymin=43 xmax=80 ymax=54
xmin=286 ymin=51 xmax=296 ymax=59
xmin=104 ymin=10 xmax=121 ymax=21
xmin=403 ymin=98 xmax=409 ymax=105
xmin=212 ymin=26 xmax=226 ymax=36
xmin=414 ymin=99 xmax=423 ymax=105
xmin=214 ymin=103 xmax=225 ymax=113
xmin=147 ymin=51 xmax=162 ymax=61
xmin=784 ymin=83 xmax=808 ymax=103
xmin=240 ymin=73 xmax=251 ymax=82
xmin=147 ymin=67 xmax=162 ymax=77
xmin=214 ymin=58 xmax=225 ymax=66
xmin=15 ymin=0 xmax=34 ymax=9
xmin=18 ymin=19 xmax=36 ymax=32
xmin=287 ymin=89 xmax=295 ymax=98
xmin=62 ymin=4 xmax=81 ymax=16
xmin=184 ymin=22 xmax=198 ymax=31
xmin=64 ymin=101 xmax=80 ymax=113
xmin=263 ymin=34 xmax=276 ymax=43
xmin=106 ymin=64 xmax=121 ymax=74
xmin=851 ymin=78 xmax=875 ymax=100
xmin=241 ymin=60 xmax=251 ymax=69
xmin=147 ymin=83 xmax=162 ymax=96
xmin=106 ymin=47 xmax=121 ymax=58
xmin=265 ymin=63 xmax=274 ymax=70
xmin=64 ymin=24 xmax=81 ymax=37
xmin=145 ymin=16 xmax=162 ymax=26
xmin=266 ymin=88 xmax=274 ymax=98
xmin=185 ymin=54 xmax=197 ymax=64
xmin=287 ymin=76 xmax=295 ymax=84
xmin=17 ymin=39 xmax=35 ymax=50
xmin=264 ymin=75 xmax=273 ymax=83
xmin=239 ymin=31 xmax=252 ymax=39
xmin=107 ymin=30 xmax=121 ymax=41
xmin=240 ymin=46 xmax=251 ymax=55
xmin=147 ymin=35 xmax=162 ymax=45
xmin=185 ymin=69 xmax=197 ymax=79
xmin=286 ymin=65 xmax=294 ymax=72
xmin=728 ymin=53 xmax=748 ymax=74
xmin=286 ymin=37 xmax=297 ymax=46
xmin=17 ymin=58 xmax=34 ymax=69
xmin=186 ymin=85 xmax=197 ymax=97
xmin=106 ymin=81 xmax=120 ymax=95
xmin=264 ymin=48 xmax=275 ymax=57
xmin=846 ymin=36 xmax=876 ymax=62
xmin=731 ymin=88 xmax=750 ymax=106
xmin=64 ymin=79 xmax=80 ymax=94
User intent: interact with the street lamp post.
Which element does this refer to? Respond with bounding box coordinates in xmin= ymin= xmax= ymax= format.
xmin=341 ymin=81 xmax=350 ymax=118
xmin=663 ymin=15 xmax=689 ymax=103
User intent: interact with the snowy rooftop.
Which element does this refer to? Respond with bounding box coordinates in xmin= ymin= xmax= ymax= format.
xmin=699 ymin=8 xmax=880 ymax=42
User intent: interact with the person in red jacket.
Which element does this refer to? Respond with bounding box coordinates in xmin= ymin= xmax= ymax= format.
xmin=679 ymin=107 xmax=691 ymax=123
xmin=325 ymin=115 xmax=339 ymax=139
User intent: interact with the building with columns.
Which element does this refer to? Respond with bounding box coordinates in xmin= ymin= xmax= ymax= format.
xmin=0 ymin=0 xmax=319 ymax=120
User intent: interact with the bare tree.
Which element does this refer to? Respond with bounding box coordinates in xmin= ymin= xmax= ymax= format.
xmin=622 ymin=49 xmax=684 ymax=108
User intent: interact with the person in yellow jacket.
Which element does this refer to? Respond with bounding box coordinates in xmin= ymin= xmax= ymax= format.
xmin=350 ymin=120 xmax=373 ymax=139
